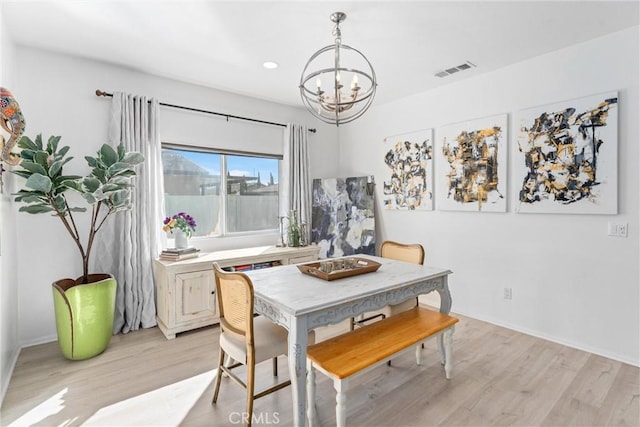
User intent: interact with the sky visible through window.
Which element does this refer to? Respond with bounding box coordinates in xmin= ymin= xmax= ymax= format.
xmin=177 ymin=149 xmax=278 ymax=184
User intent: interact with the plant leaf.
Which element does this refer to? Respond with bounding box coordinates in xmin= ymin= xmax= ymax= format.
xmin=17 ymin=136 xmax=37 ymax=151
xmin=47 ymin=135 xmax=61 ymax=154
xmin=34 ymin=134 xmax=43 ymax=150
xmin=55 ymin=175 xmax=81 ymax=186
xmin=107 ymin=162 xmax=134 ymax=176
xmin=60 ymin=179 xmax=82 ymax=192
xmin=99 ymin=144 xmax=118 ymax=167
xmin=92 ymin=188 xmax=108 ymax=201
xmin=85 ymin=156 xmax=98 ymax=168
xmin=82 ymin=177 xmax=100 ymax=193
xmin=33 ymin=151 xmax=49 ymax=168
xmin=11 ymin=170 xmax=32 ymax=179
xmin=19 ymin=161 xmax=47 ymax=175
xmin=19 ymin=204 xmax=53 ymax=214
xmin=101 ymin=183 xmax=122 ymax=193
xmin=21 ymin=194 xmax=47 ymax=204
xmin=91 ymin=167 xmax=106 ymax=182
xmin=19 ymin=149 xmax=35 ymax=161
xmin=52 ymin=194 xmax=67 ymax=211
xmin=25 ymin=174 xmax=52 ymax=193
xmin=82 ymin=192 xmax=97 ymax=204
xmin=122 ymin=152 xmax=144 ymax=165
xmin=117 ymin=143 xmax=125 ymax=160
xmin=48 ymin=160 xmax=63 ymax=177
xmin=57 ymin=145 xmax=70 ymax=158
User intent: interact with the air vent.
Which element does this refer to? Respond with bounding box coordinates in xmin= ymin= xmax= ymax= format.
xmin=434 ymin=61 xmax=476 ymax=78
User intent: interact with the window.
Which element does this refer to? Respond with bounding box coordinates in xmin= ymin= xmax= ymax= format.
xmin=162 ymin=145 xmax=280 ymax=237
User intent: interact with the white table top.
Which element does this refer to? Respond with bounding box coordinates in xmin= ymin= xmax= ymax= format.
xmin=245 ymin=255 xmax=452 ymax=317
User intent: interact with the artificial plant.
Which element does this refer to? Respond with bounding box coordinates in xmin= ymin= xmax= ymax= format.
xmin=13 ymin=134 xmax=144 ymax=284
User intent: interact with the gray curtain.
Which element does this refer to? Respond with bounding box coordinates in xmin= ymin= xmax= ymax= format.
xmin=92 ymin=92 xmax=164 ymax=334
xmin=282 ymin=124 xmax=311 ymax=242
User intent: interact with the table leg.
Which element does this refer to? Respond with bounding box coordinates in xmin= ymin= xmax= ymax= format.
xmin=306 ymin=359 xmax=316 ymax=426
xmin=437 ymin=276 xmax=453 ymax=314
xmin=289 ymin=318 xmax=309 ymax=427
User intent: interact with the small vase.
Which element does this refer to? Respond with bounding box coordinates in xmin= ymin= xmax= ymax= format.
xmin=174 ymin=230 xmax=190 ymax=249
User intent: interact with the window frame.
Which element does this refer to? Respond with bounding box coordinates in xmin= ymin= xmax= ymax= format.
xmin=162 ymin=142 xmax=282 ymax=239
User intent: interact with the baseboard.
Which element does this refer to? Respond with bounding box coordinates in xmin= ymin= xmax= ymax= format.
xmin=1 ymin=345 xmax=21 ymax=406
xmin=19 ymin=334 xmax=58 ymax=349
xmin=453 ymin=309 xmax=640 ymax=368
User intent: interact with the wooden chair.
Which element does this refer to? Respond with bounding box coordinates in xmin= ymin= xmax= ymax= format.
xmin=351 ymin=240 xmax=425 ymax=330
xmin=211 ymin=263 xmax=292 ymax=427
xmin=382 ymin=240 xmax=425 ymax=314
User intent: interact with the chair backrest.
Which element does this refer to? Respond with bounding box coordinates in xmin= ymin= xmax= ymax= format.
xmin=380 ymin=240 xmax=425 ymax=265
xmin=213 ymin=263 xmax=254 ymax=343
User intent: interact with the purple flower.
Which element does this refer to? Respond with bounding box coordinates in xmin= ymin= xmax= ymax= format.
xmin=162 ymin=211 xmax=197 ymax=236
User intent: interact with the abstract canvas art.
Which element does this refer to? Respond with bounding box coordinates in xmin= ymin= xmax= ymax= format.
xmin=435 ymin=114 xmax=508 ymax=212
xmin=311 ymin=176 xmax=375 ymax=258
xmin=382 ymin=129 xmax=433 ymax=210
xmin=514 ymin=92 xmax=618 ymax=214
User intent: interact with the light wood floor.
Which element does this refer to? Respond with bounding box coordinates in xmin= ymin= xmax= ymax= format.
xmin=1 ymin=312 xmax=638 ymax=427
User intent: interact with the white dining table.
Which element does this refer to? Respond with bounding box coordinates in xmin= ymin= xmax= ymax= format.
xmin=245 ymin=254 xmax=453 ymax=427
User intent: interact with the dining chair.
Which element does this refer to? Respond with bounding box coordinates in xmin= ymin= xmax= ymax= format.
xmin=381 ymin=240 xmax=426 ymax=314
xmin=350 ymin=240 xmax=425 ymax=330
xmin=211 ymin=263 xmax=296 ymax=426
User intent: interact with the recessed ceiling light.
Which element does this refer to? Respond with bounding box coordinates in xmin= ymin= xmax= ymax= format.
xmin=263 ymin=61 xmax=278 ymax=69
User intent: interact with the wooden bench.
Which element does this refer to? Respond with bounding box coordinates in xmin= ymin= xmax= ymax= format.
xmin=306 ymin=307 xmax=459 ymax=426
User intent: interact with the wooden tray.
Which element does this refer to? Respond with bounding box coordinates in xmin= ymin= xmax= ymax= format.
xmin=297 ymin=257 xmax=381 ymax=281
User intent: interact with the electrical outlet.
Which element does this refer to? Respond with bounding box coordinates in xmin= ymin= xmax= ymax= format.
xmin=618 ymin=223 xmax=628 ymax=237
xmin=608 ymin=222 xmax=628 ymax=237
xmin=503 ymin=287 xmax=512 ymax=300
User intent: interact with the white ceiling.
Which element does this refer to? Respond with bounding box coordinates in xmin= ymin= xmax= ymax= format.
xmin=3 ymin=1 xmax=639 ymax=107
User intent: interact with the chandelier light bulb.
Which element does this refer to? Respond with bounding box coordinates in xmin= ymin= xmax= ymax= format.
xmin=351 ymin=75 xmax=358 ymax=90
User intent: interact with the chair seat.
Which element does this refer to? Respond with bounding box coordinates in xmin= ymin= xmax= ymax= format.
xmin=220 ymin=315 xmax=288 ymax=364
xmin=221 ymin=316 xmax=317 ymax=364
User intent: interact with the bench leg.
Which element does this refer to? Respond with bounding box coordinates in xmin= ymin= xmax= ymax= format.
xmin=415 ymin=344 xmax=422 ymax=365
xmin=307 ymin=359 xmax=317 ymax=426
xmin=443 ymin=326 xmax=455 ymax=379
xmin=334 ymin=378 xmax=348 ymax=427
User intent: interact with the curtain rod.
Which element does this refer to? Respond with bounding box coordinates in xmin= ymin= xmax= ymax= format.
xmin=95 ymin=90 xmax=316 ymax=133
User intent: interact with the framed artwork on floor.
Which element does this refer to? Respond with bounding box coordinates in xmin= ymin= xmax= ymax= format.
xmin=435 ymin=114 xmax=508 ymax=212
xmin=514 ymin=92 xmax=618 ymax=214
xmin=311 ymin=176 xmax=375 ymax=258
xmin=382 ymin=129 xmax=434 ymax=211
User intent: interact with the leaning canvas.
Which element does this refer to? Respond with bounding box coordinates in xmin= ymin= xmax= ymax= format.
xmin=435 ymin=114 xmax=508 ymax=212
xmin=382 ymin=129 xmax=434 ymax=211
xmin=514 ymin=92 xmax=618 ymax=214
xmin=311 ymin=176 xmax=375 ymax=258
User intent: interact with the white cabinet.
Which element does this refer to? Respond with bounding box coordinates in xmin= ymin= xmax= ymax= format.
xmin=153 ymin=245 xmax=319 ymax=339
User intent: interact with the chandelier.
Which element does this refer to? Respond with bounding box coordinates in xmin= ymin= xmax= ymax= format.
xmin=299 ymin=12 xmax=377 ymax=126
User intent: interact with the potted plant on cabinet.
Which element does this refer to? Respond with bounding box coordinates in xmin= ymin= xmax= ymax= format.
xmin=12 ymin=134 xmax=144 ymax=360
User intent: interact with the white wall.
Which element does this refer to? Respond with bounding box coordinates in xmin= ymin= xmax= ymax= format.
xmin=12 ymin=46 xmax=339 ymax=346
xmin=0 ymin=3 xmax=20 ymax=403
xmin=339 ymin=27 xmax=640 ymax=365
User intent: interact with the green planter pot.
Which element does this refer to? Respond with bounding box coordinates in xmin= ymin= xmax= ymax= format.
xmin=52 ymin=274 xmax=117 ymax=360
